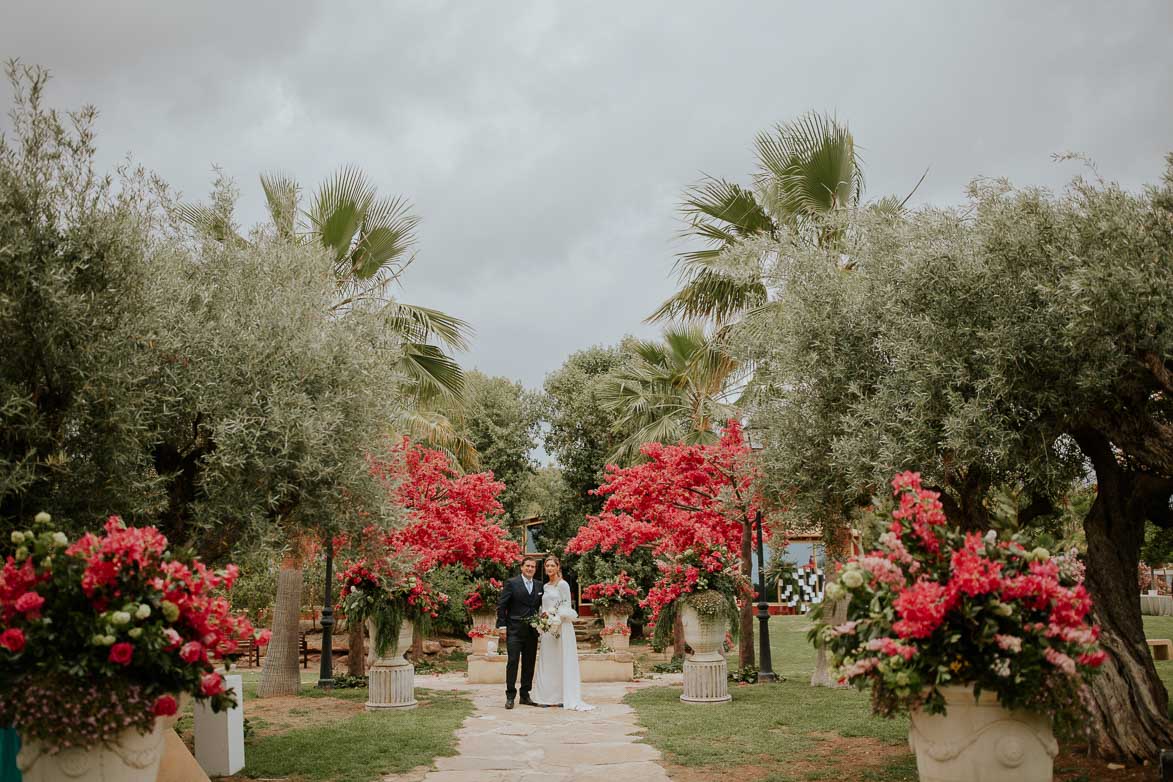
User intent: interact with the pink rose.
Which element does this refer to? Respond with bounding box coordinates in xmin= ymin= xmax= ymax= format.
xmin=14 ymin=591 xmax=45 ymax=616
xmin=108 ymin=642 xmax=134 ymax=666
xmin=163 ymin=628 xmax=183 ymax=651
xmin=256 ymin=629 xmax=272 ymax=647
xmin=152 ymin=694 xmax=178 ymax=717
xmin=0 ymin=628 xmax=25 ymax=653
xmin=179 ymin=641 xmax=205 ymax=663
xmin=201 ymin=672 xmax=224 ymax=696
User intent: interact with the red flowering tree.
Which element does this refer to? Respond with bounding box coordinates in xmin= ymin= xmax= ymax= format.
xmin=566 ymin=420 xmax=775 ymax=666
xmin=369 ymin=437 xmax=522 ymax=572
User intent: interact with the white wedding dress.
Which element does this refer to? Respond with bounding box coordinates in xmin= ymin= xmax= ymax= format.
xmin=530 ymin=579 xmax=593 ymax=710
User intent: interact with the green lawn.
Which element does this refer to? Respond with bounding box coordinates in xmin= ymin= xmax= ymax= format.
xmin=625 ymin=614 xmax=1173 ymax=782
xmin=237 ymin=688 xmax=473 ymax=782
xmin=174 ymin=673 xmax=471 ymax=782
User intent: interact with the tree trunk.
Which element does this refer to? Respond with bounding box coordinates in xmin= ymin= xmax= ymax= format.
xmin=258 ymin=556 xmax=303 ymax=698
xmin=673 ymin=611 xmax=686 ymax=659
xmin=1076 ymin=428 xmax=1173 ymax=762
xmin=811 ymin=598 xmax=848 ymax=687
xmin=739 ymin=523 xmax=755 ymax=668
xmin=346 ymin=619 xmax=365 ymax=676
xmin=812 ymin=517 xmax=852 ymax=687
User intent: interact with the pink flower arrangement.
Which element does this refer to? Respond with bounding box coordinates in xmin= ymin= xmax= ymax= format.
xmin=463 ymin=577 xmax=504 ymax=613
xmin=599 ymin=624 xmax=632 ymax=637
xmin=466 ymin=624 xmax=496 ymax=639
xmin=581 ymin=571 xmax=642 ymax=615
xmin=337 ymin=540 xmax=449 ymax=659
xmin=813 ymin=472 xmax=1105 ymax=718
xmin=0 ymin=513 xmax=268 ymax=752
xmin=641 ymin=544 xmax=752 ymax=650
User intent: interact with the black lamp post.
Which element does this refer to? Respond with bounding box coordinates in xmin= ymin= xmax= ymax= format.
xmin=317 ymin=536 xmax=335 ymax=689
xmin=755 ymin=510 xmax=776 ymax=683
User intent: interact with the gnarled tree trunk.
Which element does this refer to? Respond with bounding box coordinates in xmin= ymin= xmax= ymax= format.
xmin=258 ymin=554 xmax=303 ymax=697
xmin=1076 ymin=428 xmax=1173 ymax=762
xmin=347 ymin=619 xmax=365 ymax=676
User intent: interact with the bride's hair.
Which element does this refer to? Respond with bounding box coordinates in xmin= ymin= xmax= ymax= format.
xmin=543 ymin=555 xmax=562 ymax=581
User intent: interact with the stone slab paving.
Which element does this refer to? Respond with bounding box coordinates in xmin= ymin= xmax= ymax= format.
xmin=386 ymin=673 xmax=677 ymax=782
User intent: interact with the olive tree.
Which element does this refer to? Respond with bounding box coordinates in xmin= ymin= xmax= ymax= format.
xmin=745 ymin=161 xmax=1173 ymax=761
xmin=0 ymin=62 xmax=166 ymax=533
xmin=149 ymin=211 xmax=407 ymax=696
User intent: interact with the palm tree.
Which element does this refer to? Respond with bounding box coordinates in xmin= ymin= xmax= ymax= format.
xmin=599 ymin=324 xmax=745 ymax=465
xmin=650 ymin=112 xmax=922 ymax=328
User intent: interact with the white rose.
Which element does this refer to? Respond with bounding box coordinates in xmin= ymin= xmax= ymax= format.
xmin=824 ymin=582 xmax=845 ymax=602
xmin=52 ymin=532 xmax=68 ymax=547
xmin=33 ymin=512 xmax=51 ymax=525
xmin=841 ymin=570 xmax=864 ymax=589
xmin=984 ymin=530 xmax=997 ymax=544
xmin=1031 ymin=547 xmax=1050 ymax=561
xmin=102 ymin=635 xmax=116 ymax=646
xmin=135 ymin=604 xmax=151 ymax=620
xmin=91 ymin=634 xmax=106 ymax=646
xmin=111 ymin=611 xmax=132 ymax=626
xmin=10 ymin=531 xmax=24 ymax=544
xmin=128 ymin=628 xmax=143 ymax=639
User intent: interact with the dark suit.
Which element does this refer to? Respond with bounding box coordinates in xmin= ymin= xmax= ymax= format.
xmin=496 ymin=574 xmax=543 ymax=699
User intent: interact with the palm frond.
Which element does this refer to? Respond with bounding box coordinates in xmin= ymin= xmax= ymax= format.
xmin=382 ymin=302 xmax=472 ymax=352
xmin=309 ymin=166 xmax=376 ymax=265
xmin=754 ymin=112 xmax=863 ymax=232
xmin=174 ymin=202 xmax=246 ymax=246
xmin=260 ymin=171 xmax=301 ymax=239
xmin=351 ymin=195 xmax=419 ymax=280
xmin=397 ymin=343 xmax=467 ymax=399
xmin=392 ymin=408 xmax=480 ymax=471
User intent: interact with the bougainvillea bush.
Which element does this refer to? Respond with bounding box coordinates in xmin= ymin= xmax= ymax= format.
xmin=0 ymin=513 xmax=268 ymax=752
xmin=642 ymin=545 xmax=752 ymax=650
xmin=812 ymin=472 xmax=1105 ymax=718
xmin=338 ymin=544 xmax=448 ymax=657
xmin=582 ymin=571 xmax=642 ymax=615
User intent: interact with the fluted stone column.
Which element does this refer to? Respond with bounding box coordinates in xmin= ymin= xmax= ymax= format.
xmin=365 ymin=619 xmax=416 ymax=710
xmin=681 ymin=659 xmax=731 ymax=703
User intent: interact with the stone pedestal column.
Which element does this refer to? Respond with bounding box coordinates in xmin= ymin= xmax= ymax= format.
xmin=601 ymin=611 xmax=631 ymax=650
xmin=365 ymin=619 xmax=416 ymax=710
xmin=679 ymin=598 xmax=731 ymax=704
xmin=193 ymin=674 xmax=245 ymax=775
xmin=681 ymin=658 xmax=731 ymax=704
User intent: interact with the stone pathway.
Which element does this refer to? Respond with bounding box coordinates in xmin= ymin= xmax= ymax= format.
xmin=386 ymin=674 xmax=677 ymax=782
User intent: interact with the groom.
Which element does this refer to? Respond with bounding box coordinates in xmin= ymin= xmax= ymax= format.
xmin=496 ymin=556 xmax=543 ymax=709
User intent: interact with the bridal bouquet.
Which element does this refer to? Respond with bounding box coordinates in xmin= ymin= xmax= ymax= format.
xmin=527 ymin=599 xmax=577 ymax=639
xmin=527 ymin=609 xmax=559 ymax=638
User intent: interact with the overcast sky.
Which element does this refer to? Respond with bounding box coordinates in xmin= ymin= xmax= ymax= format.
xmin=3 ymin=1 xmax=1171 ymax=391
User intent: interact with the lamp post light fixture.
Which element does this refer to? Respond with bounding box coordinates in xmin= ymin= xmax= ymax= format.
xmin=755 ymin=510 xmax=777 ymax=683
xmin=317 ymin=535 xmax=335 ymax=690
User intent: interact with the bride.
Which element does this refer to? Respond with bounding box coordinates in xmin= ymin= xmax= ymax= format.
xmin=530 ymin=556 xmax=593 ymax=710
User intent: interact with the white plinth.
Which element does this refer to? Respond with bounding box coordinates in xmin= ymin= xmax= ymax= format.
xmin=193 ymin=674 xmax=245 ymax=776
xmin=681 ymin=658 xmax=731 ymax=704
xmin=366 ymin=662 xmax=416 ymax=710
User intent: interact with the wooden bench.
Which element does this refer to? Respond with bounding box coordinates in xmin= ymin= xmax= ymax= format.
xmin=1147 ymin=638 xmax=1172 ymax=660
xmin=236 ymin=631 xmax=308 ymax=668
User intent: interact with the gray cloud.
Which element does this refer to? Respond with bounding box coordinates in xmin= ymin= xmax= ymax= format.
xmin=3 ymin=0 xmax=1170 ymax=389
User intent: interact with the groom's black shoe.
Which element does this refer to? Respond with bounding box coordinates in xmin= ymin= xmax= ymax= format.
xmin=519 ymin=695 xmax=538 ymax=707
xmin=505 ymin=697 xmax=515 ymax=710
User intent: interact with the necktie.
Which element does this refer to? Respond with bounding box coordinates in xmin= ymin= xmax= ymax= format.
xmin=524 ymin=578 xmax=532 ymax=593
